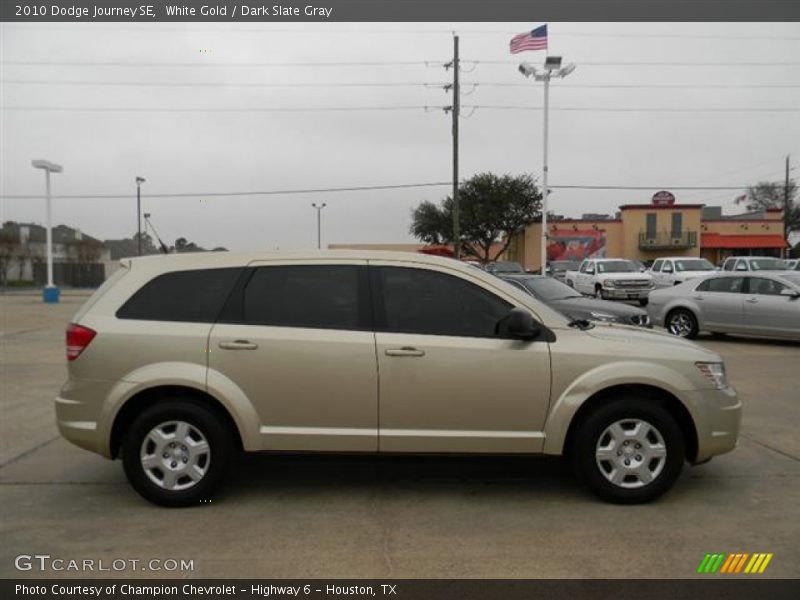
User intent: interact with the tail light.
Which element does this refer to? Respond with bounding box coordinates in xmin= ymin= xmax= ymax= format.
xmin=66 ymin=323 xmax=96 ymax=361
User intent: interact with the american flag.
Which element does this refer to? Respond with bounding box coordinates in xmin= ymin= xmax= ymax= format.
xmin=510 ymin=25 xmax=548 ymax=54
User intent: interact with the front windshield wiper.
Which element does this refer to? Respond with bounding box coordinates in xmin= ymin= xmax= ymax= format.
xmin=568 ymin=318 xmax=595 ymax=330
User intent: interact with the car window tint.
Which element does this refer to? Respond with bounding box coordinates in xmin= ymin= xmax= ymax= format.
xmin=722 ymin=260 xmax=734 ymax=271
xmin=697 ymin=277 xmax=744 ymax=294
xmin=117 ymin=268 xmax=242 ymax=322
xmin=376 ymin=267 xmax=512 ymax=338
xmin=748 ymin=277 xmax=786 ymax=296
xmin=579 ymin=262 xmax=588 ymax=273
xmin=243 ymin=265 xmax=366 ymax=330
xmin=652 ymin=260 xmax=662 ymax=272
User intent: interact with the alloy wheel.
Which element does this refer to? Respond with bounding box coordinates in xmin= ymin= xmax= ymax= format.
xmin=595 ymin=418 xmax=667 ymax=489
xmin=668 ymin=312 xmax=695 ymax=337
xmin=140 ymin=420 xmax=211 ymax=491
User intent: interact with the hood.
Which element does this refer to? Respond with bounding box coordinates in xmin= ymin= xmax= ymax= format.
xmin=584 ymin=323 xmax=721 ymax=362
xmin=672 ymin=270 xmax=714 ymax=279
xmin=597 ymin=272 xmax=653 ymax=281
xmin=551 ymin=296 xmax=646 ymax=319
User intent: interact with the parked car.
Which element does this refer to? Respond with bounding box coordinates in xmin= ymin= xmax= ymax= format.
xmin=549 ymin=260 xmax=581 ymax=283
xmin=650 ymin=257 xmax=716 ymax=288
xmin=564 ymin=258 xmax=655 ymax=306
xmin=720 ymin=256 xmax=790 ymax=272
xmin=498 ymin=274 xmax=651 ymax=328
xmin=648 ymin=271 xmax=800 ymax=340
xmin=484 ymin=260 xmax=525 ymax=274
xmin=59 ymin=251 xmax=740 ymax=506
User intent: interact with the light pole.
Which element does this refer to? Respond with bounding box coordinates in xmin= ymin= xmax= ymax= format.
xmin=31 ymin=159 xmax=63 ymax=303
xmin=312 ymin=202 xmax=327 ymax=249
xmin=135 ymin=176 xmax=146 ymax=256
xmin=519 ymin=56 xmax=576 ymax=274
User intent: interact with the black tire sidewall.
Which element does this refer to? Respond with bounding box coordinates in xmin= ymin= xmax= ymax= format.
xmin=122 ymin=399 xmax=234 ymax=507
xmin=571 ymin=397 xmax=685 ymax=504
xmin=667 ymin=308 xmax=698 ymax=339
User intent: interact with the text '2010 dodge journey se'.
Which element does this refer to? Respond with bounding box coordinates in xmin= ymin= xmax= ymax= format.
xmin=57 ymin=251 xmax=741 ymax=507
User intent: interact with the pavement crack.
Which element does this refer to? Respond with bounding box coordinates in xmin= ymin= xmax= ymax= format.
xmin=0 ymin=436 xmax=59 ymax=469
xmin=741 ymin=432 xmax=800 ymax=463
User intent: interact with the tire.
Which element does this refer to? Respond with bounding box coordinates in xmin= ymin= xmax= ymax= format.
xmin=122 ymin=399 xmax=236 ymax=507
xmin=638 ymin=298 xmax=649 ymax=307
xmin=594 ymin=285 xmax=604 ymax=299
xmin=570 ymin=396 xmax=685 ymax=504
xmin=665 ymin=308 xmax=699 ymax=339
xmin=566 ymin=280 xmax=574 ymax=288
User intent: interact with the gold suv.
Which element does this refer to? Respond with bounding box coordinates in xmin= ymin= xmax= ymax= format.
xmin=57 ymin=251 xmax=741 ymax=506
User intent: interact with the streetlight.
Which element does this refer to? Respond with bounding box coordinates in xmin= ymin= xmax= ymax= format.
xmin=519 ymin=56 xmax=576 ymax=274
xmin=31 ymin=159 xmax=63 ymax=303
xmin=312 ymin=202 xmax=327 ymax=249
xmin=135 ymin=176 xmax=146 ymax=256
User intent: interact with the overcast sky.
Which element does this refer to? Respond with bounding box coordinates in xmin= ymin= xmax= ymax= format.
xmin=1 ymin=22 xmax=799 ymax=251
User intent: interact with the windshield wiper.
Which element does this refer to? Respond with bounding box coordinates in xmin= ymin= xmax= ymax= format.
xmin=568 ymin=318 xmax=595 ymax=330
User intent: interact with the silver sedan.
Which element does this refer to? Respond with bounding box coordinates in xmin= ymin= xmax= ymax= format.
xmin=647 ymin=271 xmax=800 ymax=340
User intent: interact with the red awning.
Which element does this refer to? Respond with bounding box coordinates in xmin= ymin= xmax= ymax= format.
xmin=701 ymin=233 xmax=788 ymax=249
xmin=418 ymin=245 xmax=454 ymax=257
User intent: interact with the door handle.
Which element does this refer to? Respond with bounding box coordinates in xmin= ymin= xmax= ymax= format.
xmin=218 ymin=340 xmax=259 ymax=350
xmin=693 ymin=294 xmax=704 ymax=300
xmin=385 ymin=347 xmax=425 ymax=357
xmin=745 ymin=297 xmax=759 ymax=304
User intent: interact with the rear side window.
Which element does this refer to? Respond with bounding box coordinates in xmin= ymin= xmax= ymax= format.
xmin=117 ymin=268 xmax=242 ymax=322
xmin=375 ymin=267 xmax=512 ymax=338
xmin=242 ymin=265 xmax=368 ymax=330
xmin=747 ymin=277 xmax=786 ymax=296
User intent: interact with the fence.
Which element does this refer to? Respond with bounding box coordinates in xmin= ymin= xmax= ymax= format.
xmin=33 ymin=262 xmax=105 ymax=288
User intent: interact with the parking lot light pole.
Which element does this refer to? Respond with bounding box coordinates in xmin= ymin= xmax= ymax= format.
xmin=518 ymin=57 xmax=576 ymax=275
xmin=31 ymin=159 xmax=63 ymax=303
xmin=135 ymin=177 xmax=146 ymax=256
xmin=312 ymin=202 xmax=327 ymax=249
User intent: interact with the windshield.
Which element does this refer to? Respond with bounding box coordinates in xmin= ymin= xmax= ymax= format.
xmin=517 ymin=276 xmax=581 ymax=300
xmin=597 ymin=260 xmax=637 ymax=273
xmin=750 ymin=258 xmax=789 ymax=271
xmin=675 ymin=259 xmax=714 ymax=272
xmin=549 ymin=260 xmax=580 ymax=273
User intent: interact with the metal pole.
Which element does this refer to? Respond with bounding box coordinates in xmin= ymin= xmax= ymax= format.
xmin=452 ymin=34 xmax=461 ymax=260
xmin=45 ymin=169 xmax=54 ymax=288
xmin=316 ymin=207 xmax=322 ymax=249
xmin=541 ymin=74 xmax=550 ymax=275
xmin=785 ymin=155 xmax=791 ymax=256
xmin=136 ymin=181 xmax=142 ymax=256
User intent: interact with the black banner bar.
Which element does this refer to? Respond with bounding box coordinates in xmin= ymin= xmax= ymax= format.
xmin=3 ymin=579 xmax=800 ymax=600
xmin=2 ymin=0 xmax=800 ymax=23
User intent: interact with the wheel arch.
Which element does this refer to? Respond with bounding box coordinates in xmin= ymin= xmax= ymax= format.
xmin=561 ymin=383 xmax=699 ymax=463
xmin=110 ymin=385 xmax=244 ymax=459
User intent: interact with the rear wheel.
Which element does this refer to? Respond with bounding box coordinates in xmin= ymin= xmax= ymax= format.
xmin=570 ymin=396 xmax=685 ymax=504
xmin=666 ymin=308 xmax=698 ymax=339
xmin=122 ymin=399 xmax=235 ymax=507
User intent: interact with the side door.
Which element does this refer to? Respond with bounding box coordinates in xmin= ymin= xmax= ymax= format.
xmin=743 ymin=277 xmax=800 ymax=337
xmin=577 ymin=260 xmax=594 ymax=294
xmin=370 ymin=262 xmax=552 ymax=454
xmin=694 ymin=276 xmax=746 ymax=331
xmin=650 ymin=259 xmax=664 ymax=287
xmin=207 ymin=261 xmax=378 ymax=452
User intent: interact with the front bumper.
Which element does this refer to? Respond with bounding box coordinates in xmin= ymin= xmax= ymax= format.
xmin=602 ymin=287 xmax=653 ymax=299
xmin=684 ymin=386 xmax=742 ymax=463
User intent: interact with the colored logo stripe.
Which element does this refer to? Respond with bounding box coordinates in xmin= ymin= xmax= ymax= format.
xmin=700 ymin=553 xmax=773 ymax=574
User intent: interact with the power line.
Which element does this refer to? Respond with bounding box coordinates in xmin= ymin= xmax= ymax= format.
xmin=0 ymin=181 xmax=452 ymax=200
xmin=4 ymin=79 xmax=799 ymax=90
xmin=469 ymin=60 xmax=800 ymax=67
xmin=549 ymin=185 xmax=790 ymax=191
xmin=0 ymin=60 xmax=448 ymax=68
xmin=466 ymin=105 xmax=800 ymax=113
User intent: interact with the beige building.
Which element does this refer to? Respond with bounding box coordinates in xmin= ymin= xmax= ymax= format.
xmin=506 ymin=194 xmax=787 ymax=270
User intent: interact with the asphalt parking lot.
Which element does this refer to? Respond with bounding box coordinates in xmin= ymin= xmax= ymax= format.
xmin=1 ymin=291 xmax=799 ymax=579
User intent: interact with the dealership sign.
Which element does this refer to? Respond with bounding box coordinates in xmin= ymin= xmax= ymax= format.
xmin=652 ymin=191 xmax=676 ymax=206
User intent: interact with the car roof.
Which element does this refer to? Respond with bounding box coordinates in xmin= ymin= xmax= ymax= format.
xmin=654 ymin=256 xmax=710 ymax=261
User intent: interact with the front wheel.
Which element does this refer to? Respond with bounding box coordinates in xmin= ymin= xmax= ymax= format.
xmin=122 ymin=400 xmax=236 ymax=507
xmin=570 ymin=397 xmax=685 ymax=503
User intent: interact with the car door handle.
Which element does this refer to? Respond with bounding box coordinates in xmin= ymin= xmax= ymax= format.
xmin=693 ymin=294 xmax=704 ymax=300
xmin=745 ymin=297 xmax=759 ymax=304
xmin=385 ymin=347 xmax=425 ymax=357
xmin=218 ymin=340 xmax=259 ymax=350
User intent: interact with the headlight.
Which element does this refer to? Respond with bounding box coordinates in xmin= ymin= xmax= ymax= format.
xmin=602 ymin=279 xmax=616 ymax=288
xmin=589 ymin=311 xmax=618 ymax=322
xmin=630 ymin=315 xmax=651 ymax=327
xmin=695 ymin=362 xmax=728 ymax=389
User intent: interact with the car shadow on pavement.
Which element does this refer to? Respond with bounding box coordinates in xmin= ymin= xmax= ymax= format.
xmin=224 ymin=452 xmax=587 ymax=501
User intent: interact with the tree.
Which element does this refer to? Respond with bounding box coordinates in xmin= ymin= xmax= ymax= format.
xmin=735 ymin=178 xmax=798 ymax=239
xmin=410 ymin=172 xmax=542 ymax=264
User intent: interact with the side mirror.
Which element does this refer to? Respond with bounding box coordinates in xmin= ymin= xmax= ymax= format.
xmin=498 ymin=308 xmax=541 ymax=340
xmin=780 ymin=288 xmax=800 ymax=298
xmin=663 ymin=266 xmax=673 ymax=273
xmin=736 ymin=264 xmax=748 ymax=271
xmin=586 ymin=268 xmax=595 ymax=275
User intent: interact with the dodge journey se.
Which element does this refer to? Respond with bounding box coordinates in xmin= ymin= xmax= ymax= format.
xmin=57 ymin=251 xmax=741 ymax=506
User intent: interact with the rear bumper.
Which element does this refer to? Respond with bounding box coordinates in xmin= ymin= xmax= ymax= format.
xmin=55 ymin=378 xmax=116 ymax=458
xmin=685 ymin=386 xmax=742 ymax=463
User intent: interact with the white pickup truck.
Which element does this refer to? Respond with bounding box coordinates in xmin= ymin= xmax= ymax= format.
xmin=650 ymin=256 xmax=716 ymax=287
xmin=564 ymin=258 xmax=654 ymax=306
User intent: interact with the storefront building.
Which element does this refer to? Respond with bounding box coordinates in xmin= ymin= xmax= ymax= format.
xmin=506 ymin=192 xmax=787 ymax=270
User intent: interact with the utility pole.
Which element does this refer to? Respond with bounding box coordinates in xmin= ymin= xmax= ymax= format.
xmin=785 ymin=155 xmax=791 ymax=255
xmin=451 ymin=34 xmax=461 ymax=260
xmin=312 ymin=202 xmax=327 ymax=249
xmin=135 ymin=176 xmax=146 ymax=256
